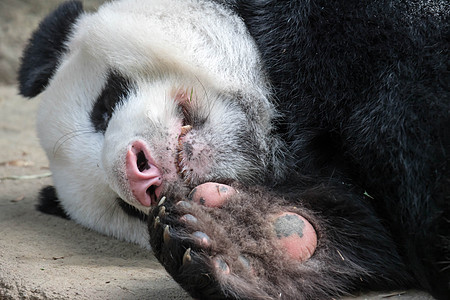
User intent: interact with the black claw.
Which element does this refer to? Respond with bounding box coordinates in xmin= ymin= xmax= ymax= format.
xmin=187 ymin=188 xmax=197 ymax=201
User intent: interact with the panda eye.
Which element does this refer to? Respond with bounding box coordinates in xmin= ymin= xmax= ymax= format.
xmin=90 ymin=71 xmax=132 ymax=133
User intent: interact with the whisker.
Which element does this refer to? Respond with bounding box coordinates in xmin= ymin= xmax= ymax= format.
xmin=52 ymin=129 xmax=96 ymax=157
xmin=193 ymin=75 xmax=214 ymax=123
xmin=93 ymin=198 xmax=119 ymax=230
xmin=194 ymin=75 xmax=209 ymax=103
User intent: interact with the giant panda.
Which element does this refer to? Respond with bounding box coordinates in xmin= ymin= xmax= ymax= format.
xmin=18 ymin=0 xmax=449 ymax=300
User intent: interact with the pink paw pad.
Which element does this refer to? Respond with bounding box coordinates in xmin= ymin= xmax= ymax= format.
xmin=188 ymin=183 xmax=236 ymax=207
xmin=272 ymin=212 xmax=317 ymax=262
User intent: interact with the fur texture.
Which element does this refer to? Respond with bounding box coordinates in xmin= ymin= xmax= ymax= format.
xmin=227 ymin=1 xmax=450 ymax=298
xmin=18 ymin=0 xmax=449 ymax=299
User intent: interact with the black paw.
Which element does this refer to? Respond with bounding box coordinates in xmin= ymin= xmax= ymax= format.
xmin=148 ymin=182 xmax=411 ymax=299
xmin=37 ymin=186 xmax=69 ymax=219
xmin=148 ymin=183 xmax=325 ymax=300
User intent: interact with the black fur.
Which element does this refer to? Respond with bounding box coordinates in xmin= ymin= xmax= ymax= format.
xmin=150 ymin=181 xmax=414 ymax=300
xmin=149 ymin=0 xmax=449 ymax=299
xmin=90 ymin=71 xmax=133 ymax=133
xmin=18 ymin=0 xmax=83 ymax=98
xmin=117 ymin=198 xmax=148 ymax=222
xmin=231 ymin=1 xmax=450 ymax=298
xmin=37 ymin=186 xmax=69 ymax=219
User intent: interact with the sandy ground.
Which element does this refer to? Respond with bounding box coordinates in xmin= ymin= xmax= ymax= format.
xmin=0 ymin=85 xmax=435 ymax=300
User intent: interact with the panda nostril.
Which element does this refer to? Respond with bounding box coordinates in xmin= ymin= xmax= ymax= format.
xmin=136 ymin=150 xmax=150 ymax=172
xmin=127 ymin=140 xmax=163 ymax=207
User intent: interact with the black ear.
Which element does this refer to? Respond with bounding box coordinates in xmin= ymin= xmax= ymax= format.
xmin=18 ymin=1 xmax=84 ymax=98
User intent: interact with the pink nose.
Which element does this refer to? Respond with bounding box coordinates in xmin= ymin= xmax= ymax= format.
xmin=126 ymin=140 xmax=163 ymax=207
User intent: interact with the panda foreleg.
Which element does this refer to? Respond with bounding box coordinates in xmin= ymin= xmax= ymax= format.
xmin=148 ymin=182 xmax=411 ymax=299
xmin=37 ymin=186 xmax=69 ymax=219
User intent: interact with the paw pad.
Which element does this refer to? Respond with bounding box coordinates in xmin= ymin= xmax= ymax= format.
xmin=193 ymin=231 xmax=211 ymax=247
xmin=176 ymin=200 xmax=192 ymax=209
xmin=213 ymin=257 xmax=231 ymax=275
xmin=272 ymin=212 xmax=317 ymax=261
xmin=180 ymin=214 xmax=198 ymax=223
xmin=188 ymin=183 xmax=236 ymax=207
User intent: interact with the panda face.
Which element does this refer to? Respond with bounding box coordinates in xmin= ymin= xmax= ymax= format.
xmin=22 ymin=0 xmax=284 ymax=243
xmin=94 ymin=71 xmax=268 ymax=212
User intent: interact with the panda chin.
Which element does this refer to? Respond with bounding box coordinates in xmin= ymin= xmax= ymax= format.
xmin=116 ymin=198 xmax=148 ymax=222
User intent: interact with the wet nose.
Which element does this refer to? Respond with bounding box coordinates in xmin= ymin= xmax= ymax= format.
xmin=125 ymin=140 xmax=163 ymax=206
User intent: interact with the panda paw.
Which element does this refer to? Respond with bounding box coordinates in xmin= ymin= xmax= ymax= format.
xmin=148 ymin=182 xmax=319 ymax=300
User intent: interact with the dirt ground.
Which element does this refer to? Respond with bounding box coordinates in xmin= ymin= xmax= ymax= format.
xmin=0 ymin=0 xmax=436 ymax=299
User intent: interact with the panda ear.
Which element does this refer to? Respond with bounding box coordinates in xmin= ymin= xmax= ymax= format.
xmin=18 ymin=1 xmax=84 ymax=98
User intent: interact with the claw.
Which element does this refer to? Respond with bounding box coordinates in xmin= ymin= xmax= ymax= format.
xmin=159 ymin=206 xmax=166 ymax=218
xmin=154 ymin=216 xmax=160 ymax=228
xmin=163 ymin=225 xmax=170 ymax=245
xmin=182 ymin=248 xmax=192 ymax=265
xmin=187 ymin=188 xmax=197 ymax=201
xmin=158 ymin=196 xmax=166 ymax=206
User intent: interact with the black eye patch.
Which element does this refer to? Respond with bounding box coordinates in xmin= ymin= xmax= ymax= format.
xmin=90 ymin=71 xmax=132 ymax=133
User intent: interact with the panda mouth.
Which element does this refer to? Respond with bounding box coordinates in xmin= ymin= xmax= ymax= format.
xmin=175 ymin=95 xmax=195 ymax=182
xmin=176 ymin=124 xmax=193 ymax=182
xmin=146 ymin=185 xmax=157 ymax=205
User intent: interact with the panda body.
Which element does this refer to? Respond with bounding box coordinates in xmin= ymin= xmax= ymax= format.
xmin=19 ymin=0 xmax=449 ymax=299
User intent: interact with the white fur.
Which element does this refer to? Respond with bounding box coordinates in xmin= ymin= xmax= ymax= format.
xmin=36 ymin=0 xmax=281 ymax=247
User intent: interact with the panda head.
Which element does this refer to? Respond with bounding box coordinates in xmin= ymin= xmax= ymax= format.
xmin=18 ymin=0 xmax=283 ymax=214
